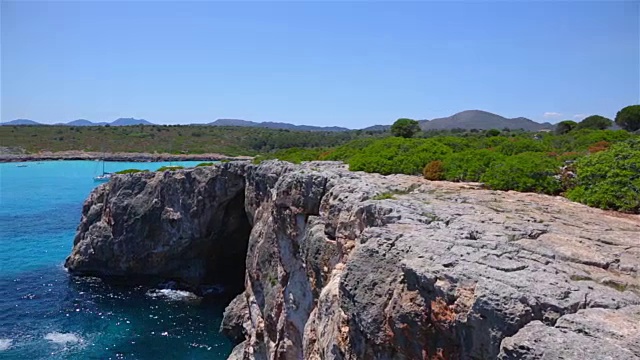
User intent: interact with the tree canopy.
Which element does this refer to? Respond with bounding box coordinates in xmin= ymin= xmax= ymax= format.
xmin=615 ymin=105 xmax=640 ymax=132
xmin=576 ymin=115 xmax=613 ymax=131
xmin=555 ymin=120 xmax=577 ymax=135
xmin=390 ymin=118 xmax=421 ymax=138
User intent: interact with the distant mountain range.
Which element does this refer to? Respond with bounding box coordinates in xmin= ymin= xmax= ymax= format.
xmin=2 ymin=110 xmax=555 ymax=131
xmin=364 ymin=110 xmax=554 ymax=132
xmin=65 ymin=119 xmax=108 ymax=126
xmin=2 ymin=119 xmax=42 ymax=126
xmin=208 ymin=119 xmax=350 ymax=132
xmin=420 ymin=110 xmax=554 ymax=131
xmin=1 ymin=118 xmax=154 ymax=127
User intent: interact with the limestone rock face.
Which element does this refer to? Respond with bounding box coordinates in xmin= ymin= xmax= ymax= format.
xmin=65 ymin=162 xmax=249 ymax=289
xmin=227 ymin=161 xmax=640 ymax=360
xmin=67 ymin=160 xmax=640 ymax=359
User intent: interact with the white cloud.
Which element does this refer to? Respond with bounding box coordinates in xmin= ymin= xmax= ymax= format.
xmin=573 ymin=114 xmax=587 ymax=120
xmin=543 ymin=112 xmax=562 ymax=118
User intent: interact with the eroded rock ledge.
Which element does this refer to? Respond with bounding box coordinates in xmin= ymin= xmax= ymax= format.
xmin=66 ymin=161 xmax=640 ymax=359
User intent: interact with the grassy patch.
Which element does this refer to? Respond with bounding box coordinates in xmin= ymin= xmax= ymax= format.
xmin=157 ymin=165 xmax=184 ymax=172
xmin=372 ymin=192 xmax=396 ymax=200
xmin=115 ymin=168 xmax=147 ymax=174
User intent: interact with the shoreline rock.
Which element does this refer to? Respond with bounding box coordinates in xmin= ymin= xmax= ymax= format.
xmin=0 ymin=150 xmax=252 ymax=163
xmin=66 ymin=160 xmax=640 ymax=359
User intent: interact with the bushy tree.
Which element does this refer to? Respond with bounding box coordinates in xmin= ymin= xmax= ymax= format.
xmin=566 ymin=139 xmax=640 ymax=213
xmin=576 ymin=115 xmax=613 ymax=131
xmin=485 ymin=129 xmax=501 ymax=137
xmin=615 ymin=105 xmax=640 ymax=132
xmin=390 ymin=118 xmax=420 ymax=138
xmin=481 ymin=152 xmax=562 ymax=194
xmin=555 ymin=120 xmax=577 ymax=135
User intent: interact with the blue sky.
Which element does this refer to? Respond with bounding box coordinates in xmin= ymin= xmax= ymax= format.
xmin=1 ymin=1 xmax=638 ymax=127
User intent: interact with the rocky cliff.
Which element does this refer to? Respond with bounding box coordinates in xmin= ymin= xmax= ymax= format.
xmin=66 ymin=161 xmax=640 ymax=359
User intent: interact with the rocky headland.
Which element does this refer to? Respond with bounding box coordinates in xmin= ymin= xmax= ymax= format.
xmin=65 ymin=161 xmax=640 ymax=359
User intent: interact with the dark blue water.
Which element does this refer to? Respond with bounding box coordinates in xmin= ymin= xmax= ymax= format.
xmin=0 ymin=161 xmax=233 ymax=359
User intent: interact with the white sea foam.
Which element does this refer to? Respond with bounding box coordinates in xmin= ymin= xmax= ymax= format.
xmin=146 ymin=289 xmax=201 ymax=302
xmin=0 ymin=339 xmax=13 ymax=351
xmin=44 ymin=332 xmax=81 ymax=345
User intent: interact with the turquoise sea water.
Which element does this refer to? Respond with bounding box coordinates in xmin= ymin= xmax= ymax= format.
xmin=0 ymin=161 xmax=233 ymax=359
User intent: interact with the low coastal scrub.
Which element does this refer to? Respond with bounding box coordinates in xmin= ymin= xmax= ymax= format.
xmin=348 ymin=137 xmax=452 ymax=175
xmin=0 ymin=124 xmax=386 ymax=156
xmin=196 ymin=162 xmax=215 ymax=167
xmin=441 ymin=149 xmax=505 ymax=182
xmin=480 ymin=152 xmax=562 ymax=194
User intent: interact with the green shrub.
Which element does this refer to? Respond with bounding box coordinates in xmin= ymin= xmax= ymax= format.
xmin=157 ymin=165 xmax=184 ymax=172
xmin=481 ymin=152 xmax=561 ymax=194
xmin=566 ymin=139 xmax=640 ymax=213
xmin=196 ymin=162 xmax=215 ymax=167
xmin=115 ymin=168 xmax=147 ymax=174
xmin=442 ymin=149 xmax=506 ymax=182
xmin=348 ymin=137 xmax=452 ymax=175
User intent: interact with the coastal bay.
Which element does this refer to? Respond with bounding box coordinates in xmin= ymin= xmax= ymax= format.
xmin=0 ymin=161 xmax=233 ymax=359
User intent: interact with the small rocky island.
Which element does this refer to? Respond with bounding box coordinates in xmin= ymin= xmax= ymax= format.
xmin=66 ymin=161 xmax=640 ymax=359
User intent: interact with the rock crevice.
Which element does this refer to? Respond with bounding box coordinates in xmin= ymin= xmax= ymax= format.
xmin=66 ymin=161 xmax=640 ymax=359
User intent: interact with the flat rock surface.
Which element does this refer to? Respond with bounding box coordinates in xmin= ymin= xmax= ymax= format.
xmin=233 ymin=161 xmax=640 ymax=360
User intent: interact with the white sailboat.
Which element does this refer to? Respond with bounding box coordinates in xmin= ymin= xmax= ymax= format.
xmin=93 ymin=158 xmax=113 ymax=182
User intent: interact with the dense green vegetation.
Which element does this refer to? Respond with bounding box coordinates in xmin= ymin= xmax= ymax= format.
xmin=0 ymin=125 xmax=385 ymax=156
xmin=262 ymin=126 xmax=639 ymax=213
